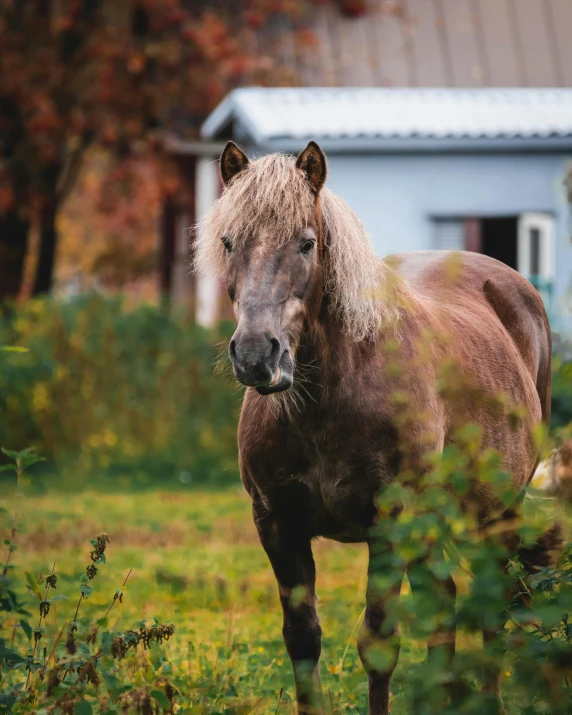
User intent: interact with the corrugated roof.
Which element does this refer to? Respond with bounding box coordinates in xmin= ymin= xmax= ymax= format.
xmin=201 ymin=88 xmax=572 ymax=146
xmin=171 ymin=1 xmax=572 ymax=137
xmin=186 ymin=1 xmax=572 ymax=90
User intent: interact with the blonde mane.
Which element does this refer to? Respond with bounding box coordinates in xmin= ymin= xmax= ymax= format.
xmin=195 ymin=152 xmax=409 ymax=341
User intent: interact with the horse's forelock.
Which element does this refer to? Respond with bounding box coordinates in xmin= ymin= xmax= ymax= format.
xmin=196 ymin=153 xmax=314 ymax=262
xmin=195 ymin=153 xmax=411 ymax=342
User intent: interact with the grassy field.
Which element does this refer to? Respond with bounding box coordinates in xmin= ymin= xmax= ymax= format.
xmin=3 ymin=482 xmax=409 ymax=713
xmin=2 ymin=477 xmax=568 ymax=714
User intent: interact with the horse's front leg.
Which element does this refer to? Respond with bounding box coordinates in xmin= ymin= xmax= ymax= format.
xmin=253 ymin=502 xmax=324 ymax=715
xmin=358 ymin=540 xmax=403 ymax=715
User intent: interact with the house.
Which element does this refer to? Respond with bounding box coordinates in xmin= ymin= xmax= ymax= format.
xmin=164 ymin=0 xmax=572 ymax=333
xmin=197 ymin=87 xmax=572 ymax=332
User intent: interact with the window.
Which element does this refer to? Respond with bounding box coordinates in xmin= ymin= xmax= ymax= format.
xmin=530 ymin=228 xmax=541 ymax=276
xmin=433 ymin=217 xmax=518 ymax=265
xmin=432 ymin=213 xmax=555 ymax=310
xmin=433 ymin=219 xmax=465 ymax=251
xmin=517 ymin=214 xmax=555 ymax=281
xmin=517 ymin=213 xmax=555 ymax=309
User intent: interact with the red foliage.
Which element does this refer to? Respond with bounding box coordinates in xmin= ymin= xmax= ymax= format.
xmin=1 ymin=0 xmax=358 ymax=212
xmin=246 ymin=11 xmax=264 ymax=29
xmin=297 ymin=27 xmax=319 ymax=46
xmin=339 ymin=0 xmax=367 ymax=18
xmin=0 ymin=0 xmax=370 ymax=295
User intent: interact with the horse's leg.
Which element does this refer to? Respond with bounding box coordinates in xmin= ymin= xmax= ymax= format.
xmin=254 ymin=504 xmax=323 ymax=715
xmin=358 ymin=540 xmax=403 ymax=715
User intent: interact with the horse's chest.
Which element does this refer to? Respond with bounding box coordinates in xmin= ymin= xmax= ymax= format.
xmin=298 ymin=457 xmax=377 ymax=541
xmin=258 ymin=429 xmax=393 ymax=542
xmin=240 ymin=395 xmax=399 ymax=541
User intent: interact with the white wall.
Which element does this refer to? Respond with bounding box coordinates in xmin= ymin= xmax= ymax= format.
xmin=195 ymin=157 xmax=221 ymax=326
xmin=324 ymin=152 xmax=572 ymax=332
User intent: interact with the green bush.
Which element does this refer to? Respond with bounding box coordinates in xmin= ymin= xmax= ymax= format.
xmin=372 ymin=428 xmax=572 ymax=715
xmin=1 ymin=299 xmax=570 ymax=490
xmin=0 ymin=448 xmax=177 ymax=714
xmin=0 ymin=296 xmax=241 ymax=488
xmin=551 ymin=335 xmax=572 ymax=430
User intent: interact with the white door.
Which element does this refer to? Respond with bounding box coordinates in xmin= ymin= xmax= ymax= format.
xmin=517 ymin=213 xmax=555 ymax=307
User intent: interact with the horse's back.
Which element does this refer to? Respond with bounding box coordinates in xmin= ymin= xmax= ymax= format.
xmin=392 ymin=250 xmax=552 ymax=425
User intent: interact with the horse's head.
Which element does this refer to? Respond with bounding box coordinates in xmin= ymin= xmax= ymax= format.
xmin=217 ymin=141 xmax=327 ymax=394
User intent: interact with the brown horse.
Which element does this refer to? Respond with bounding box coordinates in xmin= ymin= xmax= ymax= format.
xmin=196 ymin=141 xmax=552 ymax=714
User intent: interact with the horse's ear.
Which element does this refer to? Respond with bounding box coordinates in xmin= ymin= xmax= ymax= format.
xmin=296 ymin=141 xmax=327 ymax=194
xmin=220 ymin=141 xmax=250 ymax=186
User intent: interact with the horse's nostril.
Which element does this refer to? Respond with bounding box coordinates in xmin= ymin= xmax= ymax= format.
xmin=269 ymin=338 xmax=280 ymax=362
xmin=229 ymin=339 xmax=237 ymax=360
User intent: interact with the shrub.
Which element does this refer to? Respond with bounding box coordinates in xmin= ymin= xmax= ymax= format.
xmin=373 ymin=428 xmax=572 ymax=714
xmin=0 ymin=447 xmax=176 ymax=714
xmin=551 ymin=335 xmax=572 ymax=430
xmin=2 ymin=298 xmax=570 ymax=490
xmin=0 ymin=296 xmax=240 ymax=487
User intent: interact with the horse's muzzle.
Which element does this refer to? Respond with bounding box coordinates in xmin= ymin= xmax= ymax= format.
xmin=229 ymin=333 xmax=293 ymax=393
xmin=256 ymin=350 xmax=294 ymax=395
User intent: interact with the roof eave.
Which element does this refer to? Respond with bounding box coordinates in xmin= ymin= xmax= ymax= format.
xmin=164 ymin=135 xmax=227 ymax=156
xmin=170 ymin=134 xmax=572 ymax=155
xmin=200 ymin=89 xmax=266 ymax=145
xmin=254 ymin=136 xmax=572 ymax=154
xmin=200 ymin=93 xmax=235 ymax=140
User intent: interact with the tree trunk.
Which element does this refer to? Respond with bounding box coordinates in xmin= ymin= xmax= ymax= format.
xmin=160 ymin=197 xmax=176 ymax=306
xmin=32 ymin=202 xmax=58 ymax=296
xmin=0 ymin=209 xmax=30 ymax=302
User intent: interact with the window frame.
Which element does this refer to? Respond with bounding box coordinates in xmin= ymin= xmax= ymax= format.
xmin=517 ymin=213 xmax=555 ymax=282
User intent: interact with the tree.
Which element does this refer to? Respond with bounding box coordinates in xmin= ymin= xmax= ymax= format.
xmin=57 ymin=147 xmax=165 ymax=298
xmin=0 ymin=0 xmax=324 ymax=302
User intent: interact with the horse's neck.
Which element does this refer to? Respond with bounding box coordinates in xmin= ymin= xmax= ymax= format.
xmin=294 ymin=315 xmax=370 ymax=403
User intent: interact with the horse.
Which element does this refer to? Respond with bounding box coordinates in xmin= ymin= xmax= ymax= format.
xmin=195 ymin=140 xmax=553 ymax=714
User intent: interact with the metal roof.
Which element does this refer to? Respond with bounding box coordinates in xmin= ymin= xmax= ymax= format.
xmin=185 ymin=1 xmax=572 ymax=91
xmin=201 ymin=88 xmax=572 ymax=151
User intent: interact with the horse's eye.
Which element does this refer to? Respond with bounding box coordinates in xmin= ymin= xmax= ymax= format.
xmin=221 ymin=237 xmax=232 ymax=254
xmin=300 ymin=239 xmax=315 ymax=255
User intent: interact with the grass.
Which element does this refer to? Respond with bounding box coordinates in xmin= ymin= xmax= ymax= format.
xmin=2 ymin=482 xmax=408 ymax=713
xmin=2 ymin=478 xmax=568 ymax=714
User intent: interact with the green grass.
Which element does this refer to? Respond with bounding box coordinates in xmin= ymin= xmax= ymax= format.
xmin=3 ymin=480 xmax=568 ymax=714
xmin=2 ymin=484 xmax=404 ymax=712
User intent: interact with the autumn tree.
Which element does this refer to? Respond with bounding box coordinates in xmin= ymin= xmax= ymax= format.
xmin=0 ymin=0 xmax=325 ymax=302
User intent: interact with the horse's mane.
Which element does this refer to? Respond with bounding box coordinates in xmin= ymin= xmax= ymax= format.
xmin=195 ymin=152 xmax=410 ymax=341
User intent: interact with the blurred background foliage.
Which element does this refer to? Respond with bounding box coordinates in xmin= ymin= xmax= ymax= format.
xmin=0 ymin=296 xmax=241 ymax=488
xmin=551 ymin=336 xmax=572 ymax=430
xmin=0 ymin=295 xmax=571 ymax=489
xmin=0 ymin=0 xmax=344 ymax=302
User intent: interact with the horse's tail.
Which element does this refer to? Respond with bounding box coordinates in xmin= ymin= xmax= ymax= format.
xmin=535 ymin=312 xmax=552 ymax=427
xmin=483 ymin=277 xmax=552 ymax=426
